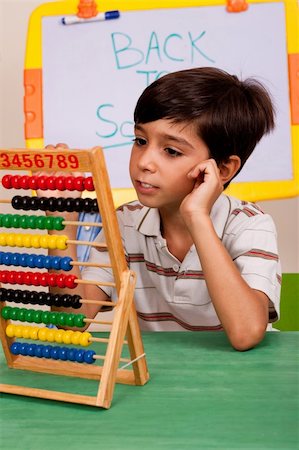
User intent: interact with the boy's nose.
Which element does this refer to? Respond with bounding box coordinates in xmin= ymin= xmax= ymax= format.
xmin=137 ymin=148 xmax=156 ymax=172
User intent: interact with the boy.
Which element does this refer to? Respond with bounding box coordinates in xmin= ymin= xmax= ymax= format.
xmin=47 ymin=67 xmax=281 ymax=351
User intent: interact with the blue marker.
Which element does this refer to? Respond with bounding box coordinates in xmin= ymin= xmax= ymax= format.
xmin=62 ymin=10 xmax=120 ymax=25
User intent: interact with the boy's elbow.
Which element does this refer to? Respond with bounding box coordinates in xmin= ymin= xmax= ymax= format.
xmin=227 ymin=323 xmax=267 ymax=352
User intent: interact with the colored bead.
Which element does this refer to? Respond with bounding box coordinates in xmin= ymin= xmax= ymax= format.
xmin=11 ymin=215 xmax=21 ymax=228
xmin=79 ymin=332 xmax=91 ymax=347
xmin=11 ymin=195 xmax=22 ymax=210
xmin=58 ymin=347 xmax=68 ymax=360
xmin=75 ymin=349 xmax=85 ymax=363
xmin=65 ymin=275 xmax=77 ymax=289
xmin=74 ymin=176 xmax=85 ymax=191
xmin=11 ymin=253 xmax=20 ymax=265
xmin=40 ymin=235 xmax=49 ymax=249
xmin=55 ymin=176 xmax=66 ymax=190
xmin=54 ymin=329 xmax=64 ymax=344
xmin=20 ymin=343 xmax=29 ymax=356
xmin=67 ymin=348 xmax=76 ymax=361
xmin=17 ymin=308 xmax=27 ymax=322
xmin=63 ymin=330 xmax=74 ymax=345
xmin=56 ymin=236 xmax=68 ymax=250
xmin=65 ymin=314 xmax=74 ymax=327
xmin=19 ymin=175 xmax=30 ymax=189
xmin=56 ymin=198 xmax=66 ymax=212
xmin=46 ymin=329 xmax=55 ymax=342
xmin=28 ymin=176 xmax=38 ymax=189
xmin=22 ymin=326 xmax=31 ymax=339
xmin=29 ymin=197 xmax=39 ymax=211
xmin=2 ymin=215 xmax=12 ymax=227
xmin=60 ymin=256 xmax=72 ymax=271
xmin=10 ymin=307 xmax=19 ymax=320
xmin=42 ymin=345 xmax=52 ymax=358
xmin=39 ymin=197 xmax=49 ymax=211
xmin=52 ymin=293 xmax=62 ymax=307
xmin=65 ymin=176 xmax=75 ymax=190
xmin=14 ymin=325 xmax=24 ymax=338
xmin=84 ymin=350 xmax=96 ymax=364
xmin=6 ymin=324 xmax=15 ymax=337
xmin=23 ymin=234 xmax=33 ymax=248
xmin=73 ymin=198 xmax=82 ymax=213
xmin=46 ymin=176 xmax=56 ymax=190
xmin=44 ymin=217 xmax=54 ymax=230
xmin=1 ymin=306 xmax=11 ymax=319
xmin=29 ymin=327 xmax=39 ymax=339
xmin=27 ymin=344 xmax=36 ymax=356
xmin=71 ymin=331 xmax=82 ymax=345
xmin=35 ymin=216 xmax=45 ymax=229
xmin=11 ymin=175 xmax=21 ymax=189
xmin=25 ymin=309 xmax=34 ymax=322
xmin=47 ymin=273 xmax=57 ymax=287
xmin=57 ymin=312 xmax=66 ymax=326
xmin=10 ymin=342 xmax=21 ymax=355
xmin=49 ymin=312 xmax=58 ymax=325
xmin=2 ymin=174 xmax=12 ymax=189
xmin=73 ymin=314 xmax=85 ymax=328
xmin=84 ymin=177 xmax=94 ymax=191
xmin=50 ymin=346 xmax=60 ymax=360
xmin=22 ymin=196 xmax=32 ymax=211
xmin=53 ymin=217 xmax=64 ymax=231
xmin=47 ymin=197 xmax=57 ymax=212
xmin=38 ymin=327 xmax=48 ymax=341
xmin=35 ymin=345 xmax=44 ymax=358
xmin=33 ymin=310 xmax=42 ymax=323
xmin=65 ymin=198 xmax=74 ymax=212
xmin=35 ymin=255 xmax=45 ymax=268
xmin=60 ymin=294 xmax=72 ymax=308
xmin=56 ymin=274 xmax=66 ymax=288
xmin=6 ymin=234 xmax=16 ymax=247
xmin=41 ymin=311 xmax=51 ymax=324
xmin=43 ymin=256 xmax=52 ymax=269
xmin=37 ymin=176 xmax=48 ymax=190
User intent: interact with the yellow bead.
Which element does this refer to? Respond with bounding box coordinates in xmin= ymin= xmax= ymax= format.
xmin=29 ymin=327 xmax=39 ymax=340
xmin=40 ymin=235 xmax=49 ymax=249
xmin=56 ymin=235 xmax=68 ymax=250
xmin=48 ymin=235 xmax=58 ymax=250
xmin=6 ymin=233 xmax=16 ymax=247
xmin=23 ymin=234 xmax=33 ymax=248
xmin=31 ymin=234 xmax=41 ymax=248
xmin=38 ymin=327 xmax=48 ymax=341
xmin=14 ymin=234 xmax=24 ymax=247
xmin=62 ymin=330 xmax=74 ymax=345
xmin=79 ymin=332 xmax=91 ymax=347
xmin=5 ymin=324 xmax=15 ymax=338
xmin=22 ymin=326 xmax=31 ymax=339
xmin=14 ymin=325 xmax=24 ymax=338
xmin=46 ymin=329 xmax=55 ymax=342
xmin=0 ymin=233 xmax=7 ymax=246
xmin=71 ymin=331 xmax=82 ymax=345
xmin=54 ymin=329 xmax=64 ymax=343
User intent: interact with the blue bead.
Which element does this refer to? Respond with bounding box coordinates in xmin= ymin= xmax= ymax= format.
xmin=58 ymin=347 xmax=68 ymax=361
xmin=44 ymin=256 xmax=53 ymax=269
xmin=35 ymin=255 xmax=45 ymax=269
xmin=26 ymin=254 xmax=36 ymax=268
xmin=3 ymin=252 xmax=12 ymax=265
xmin=52 ymin=256 xmax=61 ymax=270
xmin=50 ymin=346 xmax=60 ymax=360
xmin=20 ymin=343 xmax=29 ymax=356
xmin=84 ymin=350 xmax=96 ymax=364
xmin=10 ymin=342 xmax=21 ymax=355
xmin=67 ymin=348 xmax=76 ymax=361
xmin=42 ymin=345 xmax=52 ymax=358
xmin=27 ymin=344 xmax=37 ymax=356
xmin=35 ymin=345 xmax=44 ymax=358
xmin=75 ymin=349 xmax=85 ymax=363
xmin=19 ymin=253 xmax=28 ymax=267
xmin=11 ymin=253 xmax=20 ymax=266
xmin=60 ymin=257 xmax=72 ymax=271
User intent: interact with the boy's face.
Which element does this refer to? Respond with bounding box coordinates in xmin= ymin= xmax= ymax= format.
xmin=129 ymin=119 xmax=210 ymax=211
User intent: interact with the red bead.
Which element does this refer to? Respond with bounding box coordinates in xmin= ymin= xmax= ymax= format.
xmin=73 ymin=176 xmax=85 ymax=191
xmin=65 ymin=275 xmax=77 ymax=289
xmin=0 ymin=270 xmax=9 ymax=282
xmin=28 ymin=176 xmax=39 ymax=189
xmin=7 ymin=271 xmax=17 ymax=284
xmin=56 ymin=274 xmax=66 ymax=288
xmin=65 ymin=176 xmax=75 ymax=191
xmin=46 ymin=176 xmax=57 ymax=190
xmin=19 ymin=176 xmax=30 ymax=189
xmin=15 ymin=272 xmax=24 ymax=284
xmin=31 ymin=273 xmax=41 ymax=286
xmin=37 ymin=176 xmax=48 ymax=190
xmin=39 ymin=273 xmax=49 ymax=287
xmin=84 ymin=177 xmax=94 ymax=191
xmin=47 ymin=273 xmax=57 ymax=287
xmin=55 ymin=176 xmax=66 ymax=190
xmin=2 ymin=175 xmax=12 ymax=189
xmin=23 ymin=272 xmax=33 ymax=285
xmin=11 ymin=175 xmax=21 ymax=189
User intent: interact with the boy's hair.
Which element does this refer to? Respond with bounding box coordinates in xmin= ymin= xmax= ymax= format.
xmin=134 ymin=67 xmax=275 ymax=188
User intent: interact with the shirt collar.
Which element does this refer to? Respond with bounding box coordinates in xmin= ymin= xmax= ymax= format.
xmin=134 ymin=194 xmax=231 ymax=240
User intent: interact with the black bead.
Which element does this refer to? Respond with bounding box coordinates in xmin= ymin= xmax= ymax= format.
xmin=91 ymin=198 xmax=99 ymax=213
xmin=38 ymin=197 xmax=49 ymax=211
xmin=65 ymin=198 xmax=75 ymax=212
xmin=56 ymin=198 xmax=66 ymax=212
xmin=47 ymin=197 xmax=57 ymax=212
xmin=72 ymin=295 xmax=82 ymax=309
xmin=11 ymin=195 xmax=23 ymax=210
xmin=29 ymin=196 xmax=39 ymax=210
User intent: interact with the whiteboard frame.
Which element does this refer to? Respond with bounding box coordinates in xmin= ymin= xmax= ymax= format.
xmin=24 ymin=0 xmax=299 ymax=204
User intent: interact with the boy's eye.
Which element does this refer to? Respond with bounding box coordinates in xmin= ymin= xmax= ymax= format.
xmin=165 ymin=147 xmax=182 ymax=157
xmin=132 ymin=137 xmax=147 ymax=146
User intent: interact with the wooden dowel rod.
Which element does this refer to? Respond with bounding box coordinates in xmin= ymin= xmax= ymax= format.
xmin=63 ymin=220 xmax=103 ymax=227
xmin=90 ymin=337 xmax=128 ymax=344
xmin=67 ymin=239 xmax=107 ymax=248
xmin=80 ymin=299 xmax=116 ymax=307
xmin=85 ymin=319 xmax=113 ymax=326
xmin=0 ymin=199 xmax=10 ymax=204
xmin=76 ymin=279 xmax=116 ymax=287
xmin=93 ymin=355 xmax=130 ymax=363
xmin=119 ymin=353 xmax=146 ymax=370
xmin=71 ymin=261 xmax=112 ymax=269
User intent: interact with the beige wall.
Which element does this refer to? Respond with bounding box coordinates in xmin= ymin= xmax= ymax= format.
xmin=0 ymin=0 xmax=298 ymax=273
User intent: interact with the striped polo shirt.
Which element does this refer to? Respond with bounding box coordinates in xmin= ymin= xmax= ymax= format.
xmin=82 ymin=195 xmax=281 ymax=331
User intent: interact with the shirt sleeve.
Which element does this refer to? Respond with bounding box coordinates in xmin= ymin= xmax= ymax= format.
xmin=224 ymin=212 xmax=281 ymax=322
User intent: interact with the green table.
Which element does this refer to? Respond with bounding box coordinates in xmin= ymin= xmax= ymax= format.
xmin=0 ymin=332 xmax=298 ymax=450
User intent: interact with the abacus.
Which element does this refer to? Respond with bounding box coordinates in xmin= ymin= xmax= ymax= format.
xmin=0 ymin=147 xmax=149 ymax=409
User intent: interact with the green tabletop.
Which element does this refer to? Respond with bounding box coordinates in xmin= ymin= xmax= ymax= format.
xmin=0 ymin=332 xmax=298 ymax=450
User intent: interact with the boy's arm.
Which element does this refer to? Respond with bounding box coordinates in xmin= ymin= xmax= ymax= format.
xmin=180 ymin=159 xmax=269 ymax=351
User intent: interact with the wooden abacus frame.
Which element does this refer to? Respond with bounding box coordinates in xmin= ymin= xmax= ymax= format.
xmin=0 ymin=147 xmax=149 ymax=409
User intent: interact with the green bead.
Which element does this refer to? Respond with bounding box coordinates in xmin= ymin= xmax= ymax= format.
xmin=33 ymin=310 xmax=42 ymax=323
xmin=49 ymin=311 xmax=58 ymax=325
xmin=0 ymin=214 xmax=3 ymax=226
xmin=53 ymin=217 xmax=65 ymax=231
xmin=11 ymin=214 xmax=21 ymax=228
xmin=2 ymin=214 xmax=12 ymax=228
xmin=57 ymin=313 xmax=66 ymax=326
xmin=1 ymin=306 xmax=11 ymax=320
xmin=10 ymin=307 xmax=19 ymax=320
xmin=19 ymin=216 xmax=29 ymax=229
xmin=25 ymin=309 xmax=35 ymax=323
xmin=65 ymin=314 xmax=74 ymax=327
xmin=36 ymin=216 xmax=46 ymax=229
xmin=27 ymin=215 xmax=37 ymax=229
xmin=45 ymin=217 xmax=54 ymax=230
xmin=17 ymin=308 xmax=27 ymax=322
xmin=41 ymin=311 xmax=51 ymax=324
xmin=73 ymin=314 xmax=85 ymax=328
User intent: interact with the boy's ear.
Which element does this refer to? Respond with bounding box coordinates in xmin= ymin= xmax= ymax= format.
xmin=218 ymin=155 xmax=241 ymax=185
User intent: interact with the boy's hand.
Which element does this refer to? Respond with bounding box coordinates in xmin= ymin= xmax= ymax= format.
xmin=180 ymin=159 xmax=223 ymax=219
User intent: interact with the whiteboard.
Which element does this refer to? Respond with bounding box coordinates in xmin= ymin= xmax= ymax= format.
xmin=42 ymin=3 xmax=292 ymax=188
